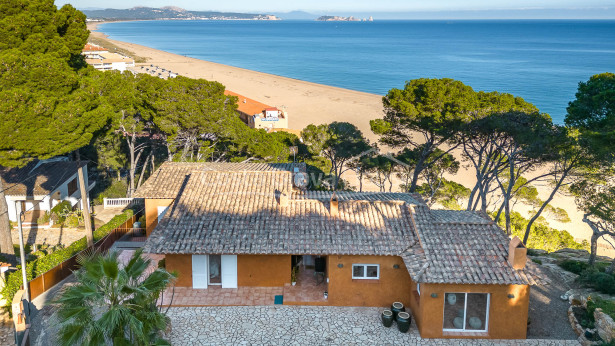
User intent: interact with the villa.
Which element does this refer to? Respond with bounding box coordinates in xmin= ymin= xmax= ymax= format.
xmin=224 ymin=91 xmax=291 ymax=133
xmin=0 ymin=158 xmax=95 ymax=226
xmin=136 ymin=162 xmax=539 ymax=339
xmin=82 ymin=43 xmax=135 ymax=72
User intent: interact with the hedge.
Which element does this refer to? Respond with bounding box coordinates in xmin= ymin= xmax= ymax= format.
xmin=1 ymin=209 xmax=134 ymax=312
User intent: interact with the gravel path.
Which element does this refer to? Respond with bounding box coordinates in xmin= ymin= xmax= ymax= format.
xmin=527 ymin=261 xmax=578 ymax=340
xmin=167 ymin=306 xmax=579 ymax=345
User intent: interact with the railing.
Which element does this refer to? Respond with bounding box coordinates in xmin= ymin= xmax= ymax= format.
xmin=28 ymin=215 xmax=138 ymax=300
xmin=103 ymin=197 xmax=144 ymax=209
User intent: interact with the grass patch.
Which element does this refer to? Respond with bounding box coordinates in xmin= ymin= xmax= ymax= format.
xmin=531 ymin=258 xmax=542 ymax=265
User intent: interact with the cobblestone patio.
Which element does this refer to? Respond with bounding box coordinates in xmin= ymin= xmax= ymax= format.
xmin=166 ymin=306 xmax=580 ymax=345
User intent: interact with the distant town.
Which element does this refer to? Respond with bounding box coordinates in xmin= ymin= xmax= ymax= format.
xmin=82 ymin=6 xmax=280 ymax=21
xmin=316 ymin=15 xmax=374 ymax=21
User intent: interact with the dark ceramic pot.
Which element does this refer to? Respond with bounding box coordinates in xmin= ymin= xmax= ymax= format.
xmin=396 ymin=312 xmax=411 ymax=333
xmin=381 ymin=309 xmax=394 ymax=328
xmin=391 ymin=302 xmax=405 ymax=320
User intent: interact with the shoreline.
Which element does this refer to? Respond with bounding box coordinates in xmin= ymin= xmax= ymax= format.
xmin=87 ymin=21 xmax=613 ymax=257
xmin=88 ymin=21 xmax=384 ymax=139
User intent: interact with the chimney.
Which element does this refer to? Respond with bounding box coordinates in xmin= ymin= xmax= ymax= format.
xmin=508 ymin=236 xmax=527 ymax=270
xmin=330 ymin=192 xmax=339 ymax=217
xmin=279 ymin=191 xmax=289 ymax=207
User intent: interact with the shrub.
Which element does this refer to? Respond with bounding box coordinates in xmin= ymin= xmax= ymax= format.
xmin=36 ymin=211 xmax=50 ymax=225
xmin=579 ymin=270 xmax=615 ymax=295
xmin=594 ymin=274 xmax=615 ymax=294
xmin=64 ymin=214 xmax=81 ymax=228
xmin=1 ymin=209 xmax=134 ymax=312
xmin=92 ymin=179 xmax=128 ymax=205
xmin=50 ymin=201 xmax=72 ymax=224
xmin=560 ymin=260 xmax=588 ymax=274
xmin=560 ymin=259 xmax=611 ymax=275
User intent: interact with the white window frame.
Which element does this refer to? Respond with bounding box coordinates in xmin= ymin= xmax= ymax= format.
xmin=351 ymin=264 xmax=380 ymax=280
xmin=442 ymin=292 xmax=490 ymax=333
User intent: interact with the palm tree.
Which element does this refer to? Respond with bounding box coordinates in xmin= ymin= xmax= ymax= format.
xmin=54 ymin=249 xmax=176 ymax=345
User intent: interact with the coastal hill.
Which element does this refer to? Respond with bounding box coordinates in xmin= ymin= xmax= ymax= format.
xmin=316 ymin=15 xmax=374 ymax=22
xmin=82 ymin=6 xmax=280 ymax=21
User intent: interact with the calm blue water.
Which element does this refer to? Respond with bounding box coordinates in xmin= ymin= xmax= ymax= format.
xmin=99 ymin=20 xmax=615 ymax=123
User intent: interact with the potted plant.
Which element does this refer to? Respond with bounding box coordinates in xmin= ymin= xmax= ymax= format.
xmin=291 ymin=266 xmax=298 ymax=286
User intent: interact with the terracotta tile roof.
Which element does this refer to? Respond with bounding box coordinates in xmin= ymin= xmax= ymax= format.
xmin=133 ymin=162 xmax=303 ymax=199
xmin=401 ymin=205 xmax=538 ymax=285
xmin=83 ymin=44 xmax=107 ymax=52
xmin=144 ymin=171 xmax=418 ymax=256
xmin=140 ymin=162 xmax=538 ymax=285
xmin=0 ymin=160 xmax=84 ymax=197
xmin=224 ymin=90 xmax=272 ymax=116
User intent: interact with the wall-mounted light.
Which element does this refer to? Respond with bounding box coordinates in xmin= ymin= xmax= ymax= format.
xmin=508 ymin=294 xmax=515 ymax=299
xmin=393 ymin=264 xmax=400 ymax=269
xmin=431 ymin=293 xmax=438 ymax=298
xmin=337 ymin=263 xmax=343 ymax=268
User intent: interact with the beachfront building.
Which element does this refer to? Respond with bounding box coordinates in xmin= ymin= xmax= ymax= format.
xmin=82 ymin=43 xmax=135 ymax=72
xmin=0 ymin=158 xmax=95 ymax=226
xmin=224 ymin=91 xmax=290 ymax=132
xmin=136 ymin=162 xmax=539 ymax=340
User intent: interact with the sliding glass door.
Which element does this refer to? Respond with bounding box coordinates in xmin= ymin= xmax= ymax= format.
xmin=443 ymin=293 xmax=489 ymax=332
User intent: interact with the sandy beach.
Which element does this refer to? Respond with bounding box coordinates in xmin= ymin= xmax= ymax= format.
xmin=87 ymin=22 xmax=613 ymax=257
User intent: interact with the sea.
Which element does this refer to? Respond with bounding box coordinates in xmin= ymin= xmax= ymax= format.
xmin=99 ymin=20 xmax=615 ymax=124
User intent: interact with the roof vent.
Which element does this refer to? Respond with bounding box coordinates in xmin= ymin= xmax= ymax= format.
xmin=330 ymin=192 xmax=339 ymax=217
xmin=508 ymin=236 xmax=527 ymax=270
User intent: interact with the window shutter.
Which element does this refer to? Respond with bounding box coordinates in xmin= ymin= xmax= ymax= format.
xmin=221 ymin=255 xmax=238 ymax=288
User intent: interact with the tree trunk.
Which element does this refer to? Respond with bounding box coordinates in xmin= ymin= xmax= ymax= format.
xmin=358 ymin=170 xmax=363 ymax=192
xmin=466 ymin=183 xmax=480 ymax=210
xmin=589 ymin=232 xmax=599 ymax=267
xmin=0 ymin=178 xmax=15 ymax=263
xmin=137 ymin=149 xmax=153 ymax=189
xmin=523 ymin=168 xmax=569 ymax=244
xmin=409 ymin=154 xmax=426 ymax=193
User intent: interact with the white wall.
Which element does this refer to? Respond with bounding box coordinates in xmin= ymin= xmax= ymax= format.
xmin=4 ymin=165 xmax=92 ymax=222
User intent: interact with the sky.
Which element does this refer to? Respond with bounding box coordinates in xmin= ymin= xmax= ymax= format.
xmin=57 ymin=0 xmax=615 ymax=14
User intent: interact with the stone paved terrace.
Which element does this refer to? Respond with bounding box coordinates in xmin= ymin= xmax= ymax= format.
xmin=167 ymin=306 xmax=581 ymax=345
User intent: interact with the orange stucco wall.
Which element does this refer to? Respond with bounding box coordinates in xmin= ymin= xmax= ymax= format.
xmin=326 ymin=255 xmax=413 ymax=307
xmin=414 ymin=283 xmax=530 ymax=339
xmin=144 ymin=198 xmax=174 ymax=236
xmin=166 ymin=254 xmax=192 ymax=287
xmin=237 ymin=255 xmax=291 ymax=286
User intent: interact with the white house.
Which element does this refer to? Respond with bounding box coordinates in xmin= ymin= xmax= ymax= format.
xmin=0 ymin=158 xmax=95 ymax=224
xmin=82 ymin=43 xmax=135 ymax=72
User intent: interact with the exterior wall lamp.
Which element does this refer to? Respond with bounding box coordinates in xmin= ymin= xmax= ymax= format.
xmin=508 ymin=294 xmax=515 ymax=299
xmin=337 ymin=263 xmax=343 ymax=268
xmin=393 ymin=264 xmax=400 ymax=269
xmin=431 ymin=293 xmax=438 ymax=298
